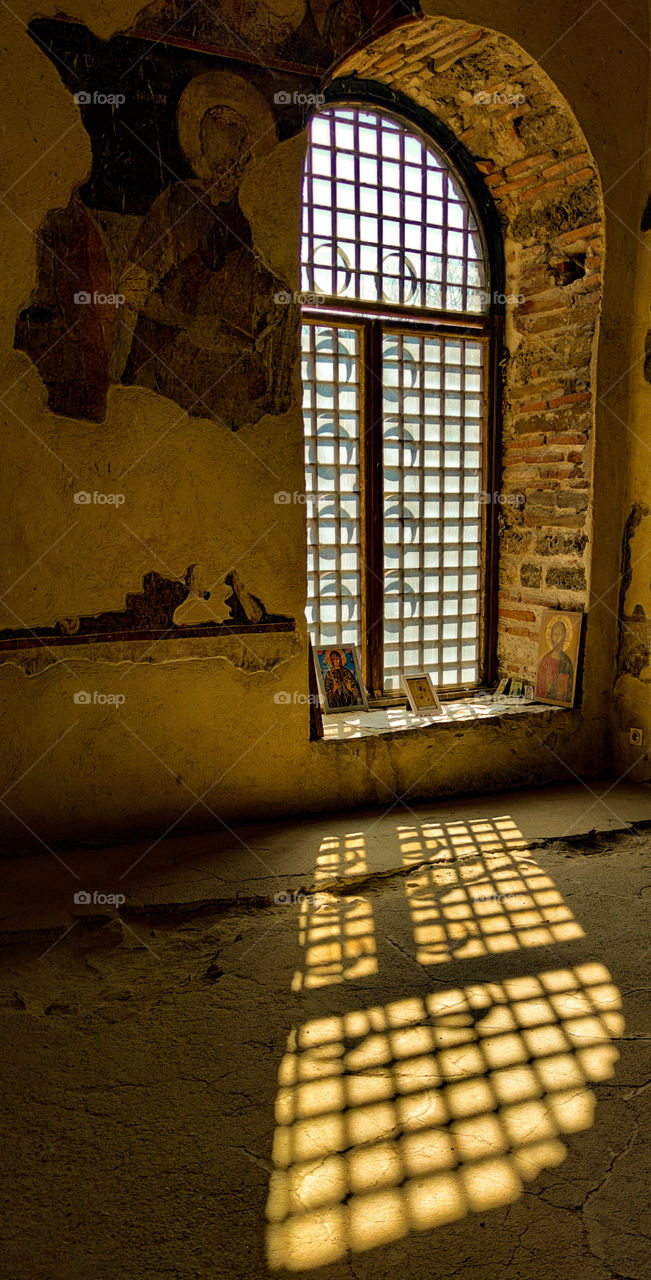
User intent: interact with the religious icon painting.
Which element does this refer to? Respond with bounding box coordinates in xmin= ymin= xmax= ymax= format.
xmin=313 ymin=645 xmax=368 ymax=715
xmin=535 ymin=609 xmax=584 ymax=707
xmin=401 ymin=672 xmax=442 ymax=714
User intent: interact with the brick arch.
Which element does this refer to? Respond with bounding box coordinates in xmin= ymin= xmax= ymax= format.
xmin=330 ymin=15 xmax=604 ymax=684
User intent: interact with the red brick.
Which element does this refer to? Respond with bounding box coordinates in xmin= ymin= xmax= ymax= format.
xmin=492 ymin=179 xmax=532 ymax=198
xmin=548 ymin=150 xmax=590 ymax=174
xmin=514 ymin=593 xmax=563 ymax=609
xmin=517 ymin=294 xmax=565 ymax=316
xmin=546 ymin=392 xmax=591 ymax=409
xmin=565 ymin=166 xmax=595 ymax=186
xmin=520 ymin=177 xmax=567 ymax=201
xmin=509 ymin=433 xmax=547 ymax=448
xmin=505 ymin=152 xmax=555 ymax=177
xmin=525 ymin=452 xmax=564 ymax=464
xmin=499 ymin=607 xmax=537 ymax=622
xmin=515 ymin=398 xmax=548 ymax=414
xmin=375 ymin=54 xmax=404 ymax=70
xmin=555 ymin=222 xmax=601 ymax=245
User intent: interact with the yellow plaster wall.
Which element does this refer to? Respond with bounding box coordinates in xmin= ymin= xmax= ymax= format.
xmin=0 ymin=0 xmax=649 ymax=851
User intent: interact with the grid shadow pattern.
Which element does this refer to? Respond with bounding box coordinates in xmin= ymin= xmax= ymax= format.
xmin=292 ymin=832 xmax=377 ymax=991
xmin=266 ymin=964 xmax=621 ymax=1270
xmin=397 ymin=821 xmax=583 ymax=963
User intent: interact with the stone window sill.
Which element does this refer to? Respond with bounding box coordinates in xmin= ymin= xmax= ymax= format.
xmin=321 ymin=697 xmax=566 ymax=740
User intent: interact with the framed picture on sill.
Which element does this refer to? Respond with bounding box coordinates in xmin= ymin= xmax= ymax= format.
xmin=535 ymin=609 xmax=584 ymax=707
xmin=313 ymin=645 xmax=368 ymax=715
xmin=401 ymin=672 xmax=442 ymax=714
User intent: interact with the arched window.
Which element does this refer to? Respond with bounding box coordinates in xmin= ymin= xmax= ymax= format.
xmin=301 ymin=98 xmax=500 ymax=699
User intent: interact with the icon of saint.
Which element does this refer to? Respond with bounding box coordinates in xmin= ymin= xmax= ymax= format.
xmin=536 ymin=619 xmax=574 ymax=703
xmin=323 ymin=648 xmax=362 ymax=708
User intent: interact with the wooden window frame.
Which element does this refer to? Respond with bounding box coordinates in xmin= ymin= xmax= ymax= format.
xmin=302 ymin=86 xmax=505 ymax=704
xmin=303 ymin=300 xmax=501 ymax=700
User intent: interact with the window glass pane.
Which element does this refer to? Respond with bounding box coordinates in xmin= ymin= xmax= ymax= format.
xmin=301 ymin=106 xmax=489 ymax=313
xmin=303 ymin=325 xmax=362 ymax=649
xmin=382 ymin=335 xmax=485 ymax=690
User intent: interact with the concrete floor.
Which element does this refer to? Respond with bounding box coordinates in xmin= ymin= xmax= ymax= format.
xmin=1 ymin=783 xmax=650 ymax=1279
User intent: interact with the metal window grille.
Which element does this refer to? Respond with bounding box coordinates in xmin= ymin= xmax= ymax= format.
xmin=301 ymin=104 xmax=496 ymax=697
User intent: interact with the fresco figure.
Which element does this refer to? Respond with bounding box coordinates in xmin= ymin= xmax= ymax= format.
xmin=134 ymin=0 xmax=308 ymax=60
xmin=119 ymin=71 xmax=296 ymax=431
xmin=323 ymin=648 xmax=363 ymax=708
xmin=322 ymin=0 xmax=371 ymax=56
xmin=14 ymin=196 xmax=116 ymax=422
xmin=224 ymin=570 xmax=293 ymax=624
xmin=535 ymin=619 xmax=574 ymax=704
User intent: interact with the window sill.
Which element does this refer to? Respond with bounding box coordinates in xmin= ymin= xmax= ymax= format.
xmin=321 ymin=697 xmax=567 ymax=740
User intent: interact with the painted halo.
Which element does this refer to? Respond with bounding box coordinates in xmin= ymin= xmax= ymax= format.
xmin=543 ymin=611 xmax=578 ymax=654
xmin=326 ymin=648 xmax=345 ymax=666
xmin=177 ymin=71 xmax=277 ymax=182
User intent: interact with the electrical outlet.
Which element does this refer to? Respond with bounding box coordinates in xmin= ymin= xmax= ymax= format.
xmin=630 ymin=727 xmax=644 ymax=747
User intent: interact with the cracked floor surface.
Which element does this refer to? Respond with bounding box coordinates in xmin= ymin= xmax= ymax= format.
xmin=1 ymin=824 xmax=649 ymax=1280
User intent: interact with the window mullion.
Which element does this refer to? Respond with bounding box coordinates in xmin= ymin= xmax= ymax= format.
xmin=361 ymin=318 xmax=384 ymax=696
xmin=483 ymin=315 xmax=503 ymax=686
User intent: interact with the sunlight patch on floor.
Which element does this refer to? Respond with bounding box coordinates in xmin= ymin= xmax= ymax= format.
xmin=266 ymin=963 xmax=622 ymax=1270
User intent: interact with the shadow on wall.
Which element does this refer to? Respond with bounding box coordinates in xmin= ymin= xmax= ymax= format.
xmin=265 ymin=817 xmax=622 ymax=1269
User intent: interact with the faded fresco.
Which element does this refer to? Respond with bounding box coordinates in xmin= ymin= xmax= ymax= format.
xmin=14 ymin=196 xmax=118 ymax=423
xmin=9 ymin=4 xmax=421 ymax=652
xmin=15 ymin=28 xmax=298 ymax=430
xmin=132 ymin=0 xmax=418 ymax=66
xmin=16 ymin=3 xmax=418 ymax=429
xmin=0 ymin=566 xmax=294 ymax=649
xmin=118 ymin=71 xmax=296 ymax=429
